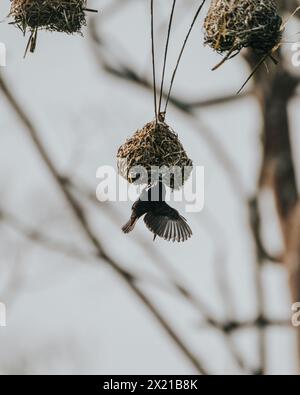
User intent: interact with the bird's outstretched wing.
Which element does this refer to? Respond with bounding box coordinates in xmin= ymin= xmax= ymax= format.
xmin=143 ymin=211 xmax=192 ymax=242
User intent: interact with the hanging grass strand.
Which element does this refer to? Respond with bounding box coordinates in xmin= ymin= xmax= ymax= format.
xmin=158 ymin=0 xmax=177 ymax=115
xmin=150 ymin=0 xmax=158 ymax=122
xmin=164 ymin=0 xmax=207 ymax=114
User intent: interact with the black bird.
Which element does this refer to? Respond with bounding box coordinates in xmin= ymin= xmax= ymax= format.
xmin=122 ymin=182 xmax=192 ymax=242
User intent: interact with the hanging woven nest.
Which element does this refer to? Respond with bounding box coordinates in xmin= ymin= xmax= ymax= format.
xmin=204 ymin=0 xmax=282 ymax=56
xmin=117 ymin=120 xmax=193 ymax=190
xmin=9 ymin=0 xmax=97 ymax=54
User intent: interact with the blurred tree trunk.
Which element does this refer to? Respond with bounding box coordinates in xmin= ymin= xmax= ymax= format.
xmin=248 ymin=0 xmax=300 ymax=369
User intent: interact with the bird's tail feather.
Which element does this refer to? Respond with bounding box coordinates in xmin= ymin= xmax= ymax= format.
xmin=144 ymin=212 xmax=192 ymax=242
xmin=122 ymin=217 xmax=138 ymax=234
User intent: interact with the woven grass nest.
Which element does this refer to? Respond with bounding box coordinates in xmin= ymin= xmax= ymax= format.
xmin=204 ymin=0 xmax=282 ymax=56
xmin=117 ymin=120 xmax=193 ymax=190
xmin=10 ymin=0 xmax=96 ymax=53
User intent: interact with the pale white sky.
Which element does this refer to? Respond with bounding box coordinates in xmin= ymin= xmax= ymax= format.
xmin=0 ymin=0 xmax=298 ymax=374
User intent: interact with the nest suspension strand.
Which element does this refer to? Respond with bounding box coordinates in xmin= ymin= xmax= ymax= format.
xmin=117 ymin=119 xmax=193 ymax=190
xmin=9 ymin=0 xmax=97 ymax=54
xmin=116 ymin=1 xmax=208 ymax=191
xmin=204 ymin=0 xmax=282 ymax=71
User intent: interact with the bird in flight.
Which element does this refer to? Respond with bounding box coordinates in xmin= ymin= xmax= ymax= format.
xmin=122 ymin=181 xmax=192 ymax=242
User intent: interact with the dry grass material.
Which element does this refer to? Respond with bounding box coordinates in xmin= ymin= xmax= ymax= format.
xmin=117 ymin=120 xmax=193 ymax=190
xmin=204 ymin=0 xmax=282 ymax=56
xmin=10 ymin=0 xmax=96 ymax=54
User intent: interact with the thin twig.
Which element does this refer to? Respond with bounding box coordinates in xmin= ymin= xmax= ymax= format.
xmin=0 ymin=208 xmax=92 ymax=261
